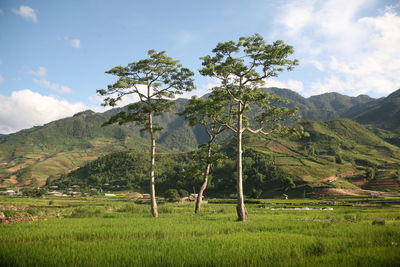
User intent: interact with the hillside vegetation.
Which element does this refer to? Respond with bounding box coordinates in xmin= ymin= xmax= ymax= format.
xmin=49 ymin=119 xmax=400 ymax=197
xmin=1 ymin=88 xmax=399 ymax=193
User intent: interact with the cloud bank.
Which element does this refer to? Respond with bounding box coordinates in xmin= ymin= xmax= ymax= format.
xmin=274 ymin=0 xmax=400 ymax=97
xmin=0 ymin=90 xmax=86 ymax=134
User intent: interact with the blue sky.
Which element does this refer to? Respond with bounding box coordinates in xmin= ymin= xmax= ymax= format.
xmin=0 ymin=0 xmax=399 ymax=133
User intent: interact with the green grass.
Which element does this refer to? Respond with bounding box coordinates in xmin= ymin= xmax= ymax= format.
xmin=1 ymin=197 xmax=400 ymax=266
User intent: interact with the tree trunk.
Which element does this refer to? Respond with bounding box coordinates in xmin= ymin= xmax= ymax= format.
xmin=149 ymin=113 xmax=158 ymax=218
xmin=195 ymin=143 xmax=212 ymax=214
xmin=236 ymin=105 xmax=248 ymax=221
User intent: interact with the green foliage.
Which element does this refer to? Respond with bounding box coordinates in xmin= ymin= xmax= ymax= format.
xmin=22 ymin=188 xmax=47 ymax=197
xmin=51 ymin=151 xmax=149 ymax=190
xmin=199 ymin=34 xmax=302 ymax=139
xmin=243 ymin=149 xmax=295 ymax=196
xmin=366 ymin=167 xmax=376 ymax=181
xmin=164 ymin=189 xmax=180 ymax=202
xmin=335 ymin=154 xmax=343 ymax=164
xmin=178 ymin=189 xmax=189 ymax=197
xmin=98 ymin=50 xmax=195 ymax=132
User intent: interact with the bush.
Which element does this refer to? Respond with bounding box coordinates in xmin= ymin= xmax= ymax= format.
xmin=335 ymin=154 xmax=343 ymax=164
xmin=178 ymin=189 xmax=189 ymax=197
xmin=372 ymin=219 xmax=386 ymax=225
xmin=344 ymin=215 xmax=361 ymax=223
xmin=22 ymin=188 xmax=47 ymax=197
xmin=164 ymin=189 xmax=180 ymax=202
xmin=366 ymin=167 xmax=376 ymax=181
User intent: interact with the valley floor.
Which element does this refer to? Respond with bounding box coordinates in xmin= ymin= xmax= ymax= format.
xmin=0 ymin=196 xmax=400 ymax=266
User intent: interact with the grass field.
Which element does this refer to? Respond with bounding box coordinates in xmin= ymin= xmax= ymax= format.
xmin=1 ymin=196 xmax=400 ymax=266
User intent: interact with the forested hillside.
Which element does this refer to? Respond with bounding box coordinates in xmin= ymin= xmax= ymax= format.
xmin=1 ymin=88 xmax=399 ymax=191
xmin=50 ymin=118 xmax=400 ymax=197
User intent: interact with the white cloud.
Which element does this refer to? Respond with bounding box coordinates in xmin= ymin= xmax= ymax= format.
xmin=92 ymin=85 xmax=148 ymax=110
xmin=178 ymin=78 xmax=219 ymax=99
xmin=29 ymin=66 xmax=47 ymax=77
xmin=264 ymin=79 xmax=304 ymax=93
xmin=69 ymin=39 xmax=81 ymax=49
xmin=0 ymin=75 xmax=4 ymax=84
xmin=274 ymin=0 xmax=400 ymax=97
xmin=0 ymin=90 xmax=86 ymax=134
xmin=0 ymin=9 xmax=4 ymax=15
xmin=12 ymin=5 xmax=38 ymax=23
xmin=34 ymin=78 xmax=72 ymax=94
xmin=304 ymin=60 xmax=325 ymax=71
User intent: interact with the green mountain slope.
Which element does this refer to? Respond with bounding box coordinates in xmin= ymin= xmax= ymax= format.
xmin=263 ymin=88 xmax=374 ymax=121
xmin=345 ymin=89 xmax=400 ymax=133
xmin=52 ymin=119 xmax=400 ymax=196
xmin=0 ymin=96 xmax=212 ymax=188
xmin=1 ymin=88 xmax=399 ymax=190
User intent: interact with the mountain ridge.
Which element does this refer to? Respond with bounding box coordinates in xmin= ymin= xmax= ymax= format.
xmin=1 ymin=87 xmax=399 ymax=189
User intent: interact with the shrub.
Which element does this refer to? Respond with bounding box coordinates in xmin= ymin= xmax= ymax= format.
xmin=164 ymin=189 xmax=180 ymax=202
xmin=26 ymin=208 xmax=39 ymax=216
xmin=178 ymin=189 xmax=189 ymax=197
xmin=335 ymin=154 xmax=343 ymax=164
xmin=372 ymin=219 xmax=386 ymax=225
xmin=3 ymin=210 xmax=18 ymax=218
xmin=22 ymin=188 xmax=47 ymax=197
xmin=344 ymin=215 xmax=361 ymax=223
xmin=366 ymin=167 xmax=376 ymax=181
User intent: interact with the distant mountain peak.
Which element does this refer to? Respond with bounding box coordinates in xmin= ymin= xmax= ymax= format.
xmin=386 ymin=88 xmax=400 ymax=100
xmin=73 ymin=110 xmax=96 ymax=117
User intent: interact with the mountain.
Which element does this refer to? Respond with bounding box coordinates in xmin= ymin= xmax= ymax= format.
xmin=0 ymin=98 xmax=209 ymax=188
xmin=263 ymin=88 xmax=375 ymax=121
xmin=344 ymin=89 xmax=400 ymax=133
xmin=52 ymin=118 xmax=400 ymax=196
xmin=1 ymin=87 xmax=399 ymax=190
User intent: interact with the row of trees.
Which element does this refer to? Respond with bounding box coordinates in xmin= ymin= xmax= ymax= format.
xmin=98 ymin=34 xmax=300 ymax=221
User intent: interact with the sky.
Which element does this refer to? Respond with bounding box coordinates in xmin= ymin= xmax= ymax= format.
xmin=0 ymin=0 xmax=400 ymax=134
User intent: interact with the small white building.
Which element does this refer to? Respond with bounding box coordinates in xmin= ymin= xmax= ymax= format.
xmin=3 ymin=190 xmax=15 ymax=195
xmin=47 ymin=191 xmax=64 ymax=197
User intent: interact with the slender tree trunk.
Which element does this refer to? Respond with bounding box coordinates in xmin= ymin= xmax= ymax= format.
xmin=195 ymin=143 xmax=212 ymax=214
xmin=149 ymin=113 xmax=158 ymax=218
xmin=236 ymin=104 xmax=248 ymax=221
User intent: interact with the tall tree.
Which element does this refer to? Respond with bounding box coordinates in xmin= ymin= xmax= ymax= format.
xmin=180 ymin=95 xmax=228 ymax=213
xmin=200 ymin=34 xmax=300 ymax=221
xmin=98 ymin=50 xmax=195 ymax=217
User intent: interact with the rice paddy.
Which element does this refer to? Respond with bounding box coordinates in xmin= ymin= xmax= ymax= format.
xmin=1 ymin=196 xmax=399 ymax=266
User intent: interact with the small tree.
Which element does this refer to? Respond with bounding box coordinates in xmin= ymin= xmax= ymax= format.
xmin=366 ymin=167 xmax=376 ymax=181
xmin=164 ymin=189 xmax=180 ymax=202
xmin=180 ymin=95 xmax=227 ymax=213
xmin=200 ymin=34 xmax=300 ymax=221
xmin=98 ymin=50 xmax=195 ymax=217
